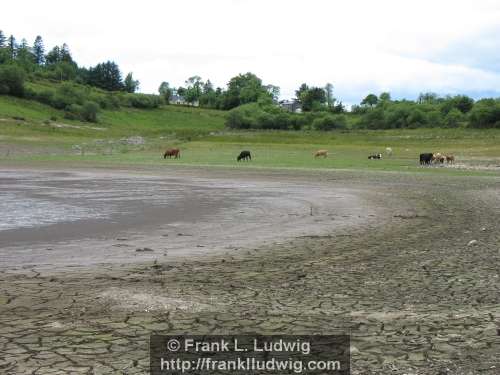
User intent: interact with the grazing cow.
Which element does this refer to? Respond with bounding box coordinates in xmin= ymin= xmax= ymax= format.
xmin=237 ymin=150 xmax=251 ymax=161
xmin=163 ymin=148 xmax=180 ymax=159
xmin=368 ymin=154 xmax=382 ymax=159
xmin=420 ymin=153 xmax=433 ymax=165
xmin=432 ymin=153 xmax=445 ymax=164
xmin=314 ymin=149 xmax=328 ymax=158
xmin=385 ymin=147 xmax=393 ymax=157
xmin=445 ymin=154 xmax=455 ymax=164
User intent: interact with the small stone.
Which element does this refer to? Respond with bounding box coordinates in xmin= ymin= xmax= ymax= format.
xmin=467 ymin=240 xmax=478 ymax=246
xmin=481 ymin=227 xmax=486 ymax=231
xmin=136 ymin=247 xmax=154 ymax=252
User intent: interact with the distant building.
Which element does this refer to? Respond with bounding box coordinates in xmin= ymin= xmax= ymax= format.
xmin=170 ymin=94 xmax=187 ymax=105
xmin=169 ymin=94 xmax=199 ymax=107
xmin=278 ymin=99 xmax=302 ymax=113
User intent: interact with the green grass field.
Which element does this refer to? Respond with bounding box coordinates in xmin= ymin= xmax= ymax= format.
xmin=1 ymin=95 xmax=500 ymax=175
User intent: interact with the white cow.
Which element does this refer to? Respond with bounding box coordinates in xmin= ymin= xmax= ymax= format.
xmin=385 ymin=147 xmax=393 ymax=157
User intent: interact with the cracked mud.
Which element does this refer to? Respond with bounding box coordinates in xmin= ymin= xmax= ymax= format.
xmin=0 ymin=167 xmax=499 ymax=374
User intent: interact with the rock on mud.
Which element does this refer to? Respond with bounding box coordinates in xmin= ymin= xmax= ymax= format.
xmin=136 ymin=247 xmax=154 ymax=252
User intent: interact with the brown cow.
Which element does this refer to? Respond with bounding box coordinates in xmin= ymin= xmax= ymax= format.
xmin=163 ymin=148 xmax=180 ymax=159
xmin=314 ymin=149 xmax=328 ymax=158
xmin=445 ymin=154 xmax=455 ymax=164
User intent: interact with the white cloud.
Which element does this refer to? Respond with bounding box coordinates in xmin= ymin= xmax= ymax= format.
xmin=4 ymin=0 xmax=500 ymax=104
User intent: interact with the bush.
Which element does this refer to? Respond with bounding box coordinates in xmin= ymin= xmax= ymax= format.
xmin=226 ymin=105 xmax=254 ymax=129
xmin=36 ymin=89 xmax=54 ymax=105
xmin=51 ymin=82 xmax=86 ymax=109
xmin=443 ymin=108 xmax=463 ymax=128
xmin=64 ymin=104 xmax=83 ymax=120
xmin=0 ymin=65 xmax=26 ymax=97
xmin=123 ymin=93 xmax=161 ymax=109
xmin=468 ymin=100 xmax=500 ymax=128
xmin=312 ymin=114 xmax=347 ymax=131
xmin=358 ymin=107 xmax=386 ymax=129
xmin=81 ymin=101 xmax=99 ymax=122
xmin=61 ymin=101 xmax=99 ymax=122
xmin=441 ymin=95 xmax=474 ymax=114
xmin=23 ymin=86 xmax=37 ymax=100
xmin=426 ymin=110 xmax=443 ymax=127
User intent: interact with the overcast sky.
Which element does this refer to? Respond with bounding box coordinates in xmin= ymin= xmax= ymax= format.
xmin=4 ymin=0 xmax=500 ymax=105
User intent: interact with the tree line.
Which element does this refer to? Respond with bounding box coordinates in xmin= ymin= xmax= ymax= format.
xmin=352 ymin=92 xmax=500 ymax=129
xmin=0 ymin=30 xmax=154 ymax=121
xmin=1 ymin=29 xmax=500 ymax=128
xmin=0 ymin=30 xmax=139 ymax=93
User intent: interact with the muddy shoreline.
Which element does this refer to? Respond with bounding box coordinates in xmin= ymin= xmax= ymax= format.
xmin=0 ymin=167 xmax=371 ymax=271
xmin=1 ymin=166 xmax=499 ymax=374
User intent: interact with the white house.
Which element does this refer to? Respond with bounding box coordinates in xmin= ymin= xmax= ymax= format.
xmin=278 ymin=99 xmax=302 ymax=113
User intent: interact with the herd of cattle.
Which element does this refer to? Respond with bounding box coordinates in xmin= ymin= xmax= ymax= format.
xmin=163 ymin=147 xmax=455 ymax=166
xmin=419 ymin=152 xmax=455 ymax=165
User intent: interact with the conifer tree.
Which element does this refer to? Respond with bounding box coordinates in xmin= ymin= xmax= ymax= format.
xmin=8 ymin=35 xmax=16 ymax=59
xmin=33 ymin=36 xmax=45 ymax=65
xmin=0 ymin=30 xmax=6 ymax=48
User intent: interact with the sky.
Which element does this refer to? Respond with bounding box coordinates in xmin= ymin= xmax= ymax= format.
xmin=3 ymin=0 xmax=500 ymax=106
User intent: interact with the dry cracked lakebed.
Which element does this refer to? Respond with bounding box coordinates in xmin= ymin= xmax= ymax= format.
xmin=0 ymin=166 xmax=499 ymax=374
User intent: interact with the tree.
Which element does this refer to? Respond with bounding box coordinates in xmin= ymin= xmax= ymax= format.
xmin=176 ymin=86 xmax=186 ymax=97
xmin=158 ymin=81 xmax=173 ymax=103
xmin=199 ymin=80 xmax=218 ymax=108
xmin=0 ymin=30 xmax=6 ymax=48
xmin=33 ymin=36 xmax=45 ymax=65
xmin=87 ymin=61 xmax=124 ymax=91
xmin=332 ymin=101 xmax=345 ymax=113
xmin=15 ymin=39 xmax=35 ymax=68
xmin=45 ymin=46 xmax=61 ymax=65
xmin=441 ymin=95 xmax=474 ymax=114
xmin=299 ymin=87 xmax=326 ymax=112
xmin=0 ymin=48 xmax=9 ymax=64
xmin=361 ymin=93 xmax=378 ymax=107
xmin=18 ymin=38 xmax=29 ymax=52
xmin=46 ymin=44 xmax=74 ymax=65
xmin=0 ymin=65 xmax=26 ymax=97
xmin=325 ymin=83 xmax=335 ymax=107
xmin=295 ymin=83 xmax=309 ymax=102
xmin=266 ymin=85 xmax=280 ymax=103
xmin=222 ymin=72 xmax=271 ymax=110
xmin=124 ymin=72 xmax=139 ymax=93
xmin=7 ymin=35 xmax=16 ymax=59
xmin=203 ymin=79 xmax=214 ymax=94
xmin=184 ymin=75 xmax=203 ymax=105
xmin=379 ymin=92 xmax=391 ymax=102
xmin=53 ymin=61 xmax=78 ymax=81
xmin=418 ymin=92 xmax=439 ymax=104
xmin=60 ymin=43 xmax=73 ymax=63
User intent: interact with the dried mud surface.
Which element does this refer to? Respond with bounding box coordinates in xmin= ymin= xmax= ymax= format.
xmin=1 ymin=166 xmax=499 ymax=374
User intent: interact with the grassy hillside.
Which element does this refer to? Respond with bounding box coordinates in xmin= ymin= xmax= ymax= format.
xmin=1 ymin=94 xmax=500 ymax=175
xmin=0 ymin=94 xmax=225 ymax=143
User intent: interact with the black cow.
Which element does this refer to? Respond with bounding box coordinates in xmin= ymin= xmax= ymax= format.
xmin=368 ymin=154 xmax=382 ymax=159
xmin=237 ymin=150 xmax=251 ymax=161
xmin=420 ymin=153 xmax=433 ymax=165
